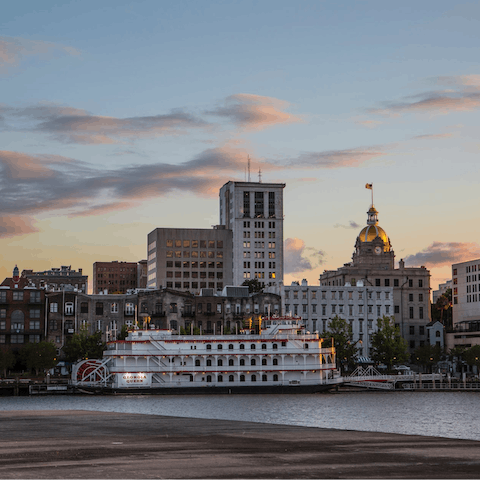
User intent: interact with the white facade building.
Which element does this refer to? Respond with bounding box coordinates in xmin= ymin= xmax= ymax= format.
xmin=432 ymin=280 xmax=452 ymax=304
xmin=219 ymin=181 xmax=285 ymax=289
xmin=282 ymin=279 xmax=394 ymax=359
xmin=447 ymin=259 xmax=480 ymax=349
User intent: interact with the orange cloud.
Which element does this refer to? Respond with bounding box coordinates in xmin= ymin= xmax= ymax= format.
xmin=0 ymin=215 xmax=38 ymax=237
xmin=206 ymin=93 xmax=302 ymax=130
xmin=284 ymin=238 xmax=325 ymax=274
xmin=404 ymin=242 xmax=480 ymax=267
xmin=0 ymin=36 xmax=80 ymax=74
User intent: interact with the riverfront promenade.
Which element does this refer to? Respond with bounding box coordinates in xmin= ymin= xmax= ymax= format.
xmin=1 ymin=410 xmax=480 ymax=479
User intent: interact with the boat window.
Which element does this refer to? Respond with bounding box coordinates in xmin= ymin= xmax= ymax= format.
xmin=218 ymin=375 xmax=223 ymax=382
xmin=304 ymin=343 xmax=309 ymax=349
xmin=195 ymin=359 xmax=200 ymax=366
xmin=251 ymin=375 xmax=256 ymax=382
xmin=240 ymin=375 xmax=245 ymax=382
xmin=281 ymin=341 xmax=287 ymax=347
xmin=262 ymin=344 xmax=267 ymax=350
xmin=251 ymin=359 xmax=256 ymax=366
xmin=273 ymin=374 xmax=278 ymax=381
xmin=273 ymin=358 xmax=278 ymax=365
xmin=206 ymin=375 xmax=212 ymax=382
xmin=229 ymin=375 xmax=234 ymax=382
xmin=240 ymin=359 xmax=245 ymax=366
xmin=240 ymin=344 xmax=245 ymax=350
xmin=228 ymin=344 xmax=234 ymax=350
xmin=217 ymin=344 xmax=223 ymax=350
xmin=206 ymin=344 xmax=212 ymax=350
xmin=262 ymin=374 xmax=267 ymax=382
xmin=207 ymin=359 xmax=212 ymax=366
xmin=262 ymin=359 xmax=267 ymax=366
xmin=273 ymin=344 xmax=278 ymax=350
xmin=217 ymin=359 xmax=223 ymax=366
xmin=229 ymin=359 xmax=234 ymax=366
xmin=250 ymin=344 xmax=256 ymax=350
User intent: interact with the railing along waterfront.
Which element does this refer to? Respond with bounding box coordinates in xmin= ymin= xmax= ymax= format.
xmin=403 ymin=382 xmax=480 ymax=391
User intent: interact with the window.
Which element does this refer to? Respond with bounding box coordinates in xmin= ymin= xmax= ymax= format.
xmin=217 ymin=359 xmax=223 ymax=366
xmin=13 ymin=291 xmax=23 ymax=301
xmin=273 ymin=374 xmax=279 ymax=381
xmin=65 ymin=302 xmax=74 ymax=315
xmin=30 ymin=309 xmax=40 ymax=318
xmin=218 ymin=375 xmax=223 ymax=382
xmin=419 ymin=326 xmax=425 ymax=335
xmin=375 ymin=279 xmax=381 ymax=287
xmin=240 ymin=375 xmax=245 ymax=382
xmin=251 ymin=359 xmax=256 ymax=366
xmin=111 ymin=303 xmax=118 ymax=314
xmin=206 ymin=359 xmax=212 ymax=366
xmin=394 ymin=279 xmax=399 ymax=287
xmin=0 ymin=309 xmax=5 ymax=319
xmin=272 ymin=343 xmax=278 ymax=350
xmin=96 ymin=303 xmax=103 ymax=315
xmin=419 ymin=307 xmax=424 ymax=319
xmin=0 ymin=292 xmax=6 ymax=303
xmin=409 ymin=279 xmax=413 ymax=287
xmin=419 ymin=294 xmax=423 ymax=302
xmin=394 ymin=305 xmax=400 ymax=314
xmin=206 ymin=375 xmax=212 ymax=382
xmin=409 ymin=326 xmax=415 ymax=335
xmin=30 ymin=320 xmax=40 ymax=330
xmin=251 ymin=375 xmax=257 ymax=382
xmin=419 ymin=279 xmax=423 ymax=287
xmin=409 ymin=307 xmax=414 ymax=319
xmin=240 ymin=358 xmax=245 ymax=366
xmin=273 ymin=358 xmax=278 ymax=365
xmin=262 ymin=358 xmax=267 ymax=365
xmin=195 ymin=359 xmax=201 ymax=366
xmin=217 ymin=344 xmax=223 ymax=350
xmin=30 ymin=291 xmax=41 ymax=303
xmin=409 ymin=294 xmax=413 ymax=302
xmin=206 ymin=344 xmax=212 ymax=350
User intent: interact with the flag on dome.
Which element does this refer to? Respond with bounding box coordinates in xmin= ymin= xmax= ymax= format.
xmin=365 ymin=183 xmax=373 ymax=190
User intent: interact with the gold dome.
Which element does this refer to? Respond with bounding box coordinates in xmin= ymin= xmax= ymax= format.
xmin=357 ymin=225 xmax=390 ymax=251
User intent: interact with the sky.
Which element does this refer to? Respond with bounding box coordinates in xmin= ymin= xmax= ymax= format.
xmin=1 ymin=0 xmax=480 ymax=295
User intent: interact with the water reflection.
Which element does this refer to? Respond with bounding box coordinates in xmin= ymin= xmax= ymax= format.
xmin=1 ymin=392 xmax=479 ymax=441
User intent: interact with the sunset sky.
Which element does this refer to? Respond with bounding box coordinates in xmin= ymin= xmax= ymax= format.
xmin=2 ymin=1 xmax=480 ymax=295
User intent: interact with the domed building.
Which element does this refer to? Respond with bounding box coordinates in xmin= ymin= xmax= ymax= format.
xmin=352 ymin=205 xmax=394 ymax=269
xmin=320 ymin=198 xmax=432 ymax=357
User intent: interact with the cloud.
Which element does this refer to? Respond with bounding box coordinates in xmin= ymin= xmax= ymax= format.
xmin=0 ymin=215 xmax=38 ymax=237
xmin=334 ymin=221 xmax=361 ymax=229
xmin=284 ymin=238 xmax=325 ymax=274
xmin=369 ymin=75 xmax=480 ymax=117
xmin=404 ymin=242 xmax=480 ymax=267
xmin=355 ymin=120 xmax=383 ymax=128
xmin=2 ymin=103 xmax=210 ymax=144
xmin=0 ymin=36 xmax=80 ymax=74
xmin=205 ymin=94 xmax=302 ymax=130
xmin=287 ymin=147 xmax=387 ymax=169
xmin=412 ymin=133 xmax=453 ymax=140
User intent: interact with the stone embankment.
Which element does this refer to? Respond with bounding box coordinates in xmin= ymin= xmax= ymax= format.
xmin=1 ymin=410 xmax=480 ymax=478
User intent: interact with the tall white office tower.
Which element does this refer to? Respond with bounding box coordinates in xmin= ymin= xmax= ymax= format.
xmin=219 ymin=181 xmax=285 ymax=289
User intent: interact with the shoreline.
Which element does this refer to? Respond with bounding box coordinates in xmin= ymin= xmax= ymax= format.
xmin=1 ymin=410 xmax=480 ymax=478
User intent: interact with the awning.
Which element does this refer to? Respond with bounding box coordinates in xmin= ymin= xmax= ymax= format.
xmin=357 ymin=356 xmax=374 ymax=364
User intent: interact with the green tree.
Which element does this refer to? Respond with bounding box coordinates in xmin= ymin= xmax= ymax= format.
xmin=431 ymin=289 xmax=452 ymax=328
xmin=21 ymin=341 xmax=57 ymax=376
xmin=241 ymin=279 xmax=263 ymax=293
xmin=371 ymin=316 xmax=409 ymax=371
xmin=62 ymin=328 xmax=106 ymax=363
xmin=464 ymin=345 xmax=480 ymax=375
xmin=413 ymin=343 xmax=442 ymax=373
xmin=117 ymin=324 xmax=129 ymax=340
xmin=0 ymin=346 xmax=16 ymax=377
xmin=322 ymin=316 xmax=358 ymax=373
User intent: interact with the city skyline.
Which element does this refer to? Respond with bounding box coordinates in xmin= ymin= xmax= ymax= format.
xmin=2 ymin=1 xmax=480 ymax=292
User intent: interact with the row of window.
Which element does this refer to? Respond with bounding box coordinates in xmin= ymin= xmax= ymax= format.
xmin=242 ymin=242 xmax=276 ymax=249
xmin=243 ymin=252 xmax=276 ymax=259
xmin=0 ymin=309 xmax=41 ymax=318
xmin=243 ymin=272 xmax=276 ymax=279
xmin=166 ymin=261 xmax=224 ymax=270
xmin=243 ymin=231 xmax=276 ymax=239
xmin=323 ymin=278 xmax=424 ymax=288
xmin=166 ymin=251 xmax=224 ymax=259
xmin=287 ymin=304 xmax=392 ymax=316
xmin=165 ymin=281 xmax=223 ymax=290
xmin=243 ymin=262 xmax=276 ymax=269
xmin=0 ymin=320 xmax=41 ymax=330
xmin=0 ymin=334 xmax=41 ymax=344
xmin=0 ymin=291 xmax=42 ymax=302
xmin=204 ymin=374 xmax=280 ymax=382
xmin=49 ymin=302 xmax=136 ymax=315
xmin=205 ymin=342 xmax=285 ymax=351
xmin=286 ymin=290 xmax=391 ymax=301
xmin=166 ymin=271 xmax=223 ymax=279
xmin=194 ymin=357 xmax=285 ymax=367
xmin=166 ymin=240 xmax=224 ymax=249
xmin=243 ymin=221 xmax=276 ymax=229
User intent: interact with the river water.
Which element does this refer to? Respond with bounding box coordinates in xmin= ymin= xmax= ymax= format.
xmin=1 ymin=392 xmax=479 ymax=441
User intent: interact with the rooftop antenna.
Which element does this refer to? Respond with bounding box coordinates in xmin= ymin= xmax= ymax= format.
xmin=247 ymin=155 xmax=251 ymax=182
xmin=258 ymin=168 xmax=262 ymax=183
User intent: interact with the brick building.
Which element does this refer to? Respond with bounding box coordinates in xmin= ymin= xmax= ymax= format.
xmin=0 ymin=266 xmax=46 ymax=350
xmin=93 ymin=261 xmax=139 ymax=294
xmin=21 ymin=265 xmax=88 ymax=293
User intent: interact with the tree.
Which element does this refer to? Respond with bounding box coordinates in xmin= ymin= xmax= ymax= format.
xmin=117 ymin=324 xmax=130 ymax=340
xmin=413 ymin=343 xmax=442 ymax=373
xmin=464 ymin=345 xmax=480 ymax=375
xmin=0 ymin=346 xmax=16 ymax=378
xmin=241 ymin=279 xmax=263 ymax=293
xmin=21 ymin=341 xmax=57 ymax=376
xmin=322 ymin=316 xmax=358 ymax=373
xmin=371 ymin=316 xmax=409 ymax=371
xmin=431 ymin=289 xmax=452 ymax=329
xmin=62 ymin=328 xmax=106 ymax=363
